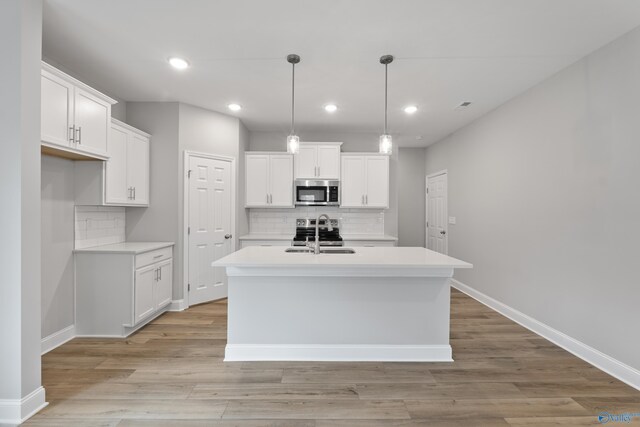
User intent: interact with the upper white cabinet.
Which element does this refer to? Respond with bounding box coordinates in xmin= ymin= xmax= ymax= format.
xmin=340 ymin=154 xmax=389 ymax=208
xmin=245 ymin=153 xmax=293 ymax=208
xmin=41 ymin=62 xmax=116 ymax=160
xmin=75 ymin=119 xmax=150 ymax=207
xmin=107 ymin=119 xmax=150 ymax=205
xmin=294 ymin=142 xmax=341 ymax=179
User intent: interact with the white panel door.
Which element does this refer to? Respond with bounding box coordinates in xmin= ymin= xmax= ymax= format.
xmin=105 ymin=125 xmax=129 ymax=204
xmin=365 ymin=156 xmax=389 ymax=208
xmin=294 ymin=145 xmax=317 ymax=178
xmin=155 ymin=259 xmax=173 ymax=309
xmin=427 ymin=173 xmax=448 ymax=254
xmin=127 ymin=134 xmax=149 ymax=205
xmin=269 ymin=154 xmax=294 ymax=207
xmin=340 ymin=156 xmax=366 ymax=207
xmin=73 ymin=88 xmax=110 ymax=156
xmin=134 ymin=264 xmax=156 ymax=324
xmin=245 ymin=154 xmax=269 ymax=206
xmin=41 ymin=70 xmax=74 ymax=147
xmin=188 ymin=156 xmax=233 ymax=305
xmin=316 ymin=145 xmax=341 ymax=179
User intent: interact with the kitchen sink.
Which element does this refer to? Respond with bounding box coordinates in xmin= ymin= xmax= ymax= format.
xmin=285 ymin=248 xmax=355 ymax=254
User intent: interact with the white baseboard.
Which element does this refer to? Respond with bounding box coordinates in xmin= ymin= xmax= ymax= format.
xmin=41 ymin=325 xmax=75 ymax=355
xmin=451 ymin=279 xmax=640 ymax=391
xmin=169 ymin=299 xmax=187 ymax=311
xmin=0 ymin=386 xmax=48 ymax=425
xmin=225 ymin=344 xmax=453 ymax=362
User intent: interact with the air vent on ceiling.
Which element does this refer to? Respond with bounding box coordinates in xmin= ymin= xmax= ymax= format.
xmin=455 ymin=101 xmax=473 ymax=110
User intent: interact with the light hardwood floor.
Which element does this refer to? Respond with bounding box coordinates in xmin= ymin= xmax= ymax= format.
xmin=26 ymin=289 xmax=640 ymax=426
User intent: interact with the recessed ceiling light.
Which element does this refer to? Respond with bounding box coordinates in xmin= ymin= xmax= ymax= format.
xmin=228 ymin=103 xmax=242 ymax=112
xmin=324 ymin=104 xmax=338 ymax=113
xmin=404 ymin=105 xmax=418 ymax=114
xmin=168 ymin=57 xmax=190 ymax=70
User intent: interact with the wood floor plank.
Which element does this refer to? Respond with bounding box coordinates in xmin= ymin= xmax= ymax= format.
xmin=515 ymin=381 xmax=640 ymax=398
xmin=117 ymin=420 xmax=315 ymax=426
xmin=39 ymin=399 xmax=228 ymax=419
xmin=405 ymin=398 xmax=590 ymax=420
xmin=317 ymin=420 xmax=510 ymax=427
xmin=189 ymin=384 xmax=359 ymax=400
xmin=281 ymin=367 xmax=435 ymax=384
xmin=355 ymin=382 xmax=525 ymax=400
xmin=44 ymin=383 xmax=195 ymax=400
xmin=125 ymin=369 xmax=284 ymax=384
xmin=222 ymin=400 xmax=410 ymax=420
xmin=505 ymin=416 xmax=606 ymax=426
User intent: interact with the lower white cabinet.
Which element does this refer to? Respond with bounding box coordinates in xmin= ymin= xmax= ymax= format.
xmin=75 ymin=244 xmax=174 ymax=337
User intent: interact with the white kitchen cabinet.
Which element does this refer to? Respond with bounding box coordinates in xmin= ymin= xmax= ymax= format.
xmin=134 ymin=264 xmax=156 ymax=323
xmin=245 ymin=153 xmax=293 ymax=208
xmin=340 ymin=154 xmax=389 ymax=208
xmin=75 ymin=243 xmax=174 ymax=337
xmin=294 ymin=142 xmax=342 ymax=179
xmin=75 ymin=119 xmax=150 ymax=207
xmin=124 ymin=131 xmax=150 ymax=205
xmin=41 ymin=62 xmax=116 ymax=160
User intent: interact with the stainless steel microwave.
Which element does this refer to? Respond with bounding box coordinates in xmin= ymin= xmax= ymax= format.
xmin=294 ymin=179 xmax=340 ymax=206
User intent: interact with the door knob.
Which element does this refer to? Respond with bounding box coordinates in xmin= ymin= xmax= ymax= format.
xmin=225 ymin=234 xmax=232 ymax=239
xmin=440 ymin=231 xmax=446 ymax=235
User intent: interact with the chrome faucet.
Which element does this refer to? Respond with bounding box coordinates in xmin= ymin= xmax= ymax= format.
xmin=310 ymin=214 xmax=333 ymax=254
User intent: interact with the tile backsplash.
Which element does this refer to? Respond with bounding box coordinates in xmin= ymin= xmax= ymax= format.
xmin=75 ymin=206 xmax=126 ymax=249
xmin=249 ymin=207 xmax=384 ymax=235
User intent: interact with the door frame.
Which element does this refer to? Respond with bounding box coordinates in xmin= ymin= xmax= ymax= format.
xmin=183 ymin=150 xmax=236 ymax=308
xmin=425 ymin=169 xmax=448 ymax=254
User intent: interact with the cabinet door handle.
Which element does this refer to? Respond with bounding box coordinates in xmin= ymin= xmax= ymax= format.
xmin=76 ymin=126 xmax=82 ymax=144
xmin=361 ymin=195 xmax=364 ymax=205
xmin=266 ymin=193 xmax=269 ymax=204
xmin=69 ymin=126 xmax=75 ymax=143
xmin=365 ymin=195 xmax=368 ymax=205
xmin=159 ymin=266 xmax=162 ymax=280
xmin=270 ymin=194 xmax=273 ymax=204
xmin=133 ymin=187 xmax=136 ymax=200
xmin=154 ymin=268 xmax=158 ymax=281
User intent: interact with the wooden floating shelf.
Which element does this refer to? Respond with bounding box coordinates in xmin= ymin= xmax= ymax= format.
xmin=41 ymin=144 xmax=109 ymax=161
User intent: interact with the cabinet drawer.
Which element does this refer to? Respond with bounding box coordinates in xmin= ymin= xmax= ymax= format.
xmin=136 ymin=247 xmax=173 ymax=269
xmin=344 ymin=240 xmax=396 ymax=247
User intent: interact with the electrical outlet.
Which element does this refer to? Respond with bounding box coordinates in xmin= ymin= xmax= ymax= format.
xmin=448 ymin=216 xmax=456 ymax=225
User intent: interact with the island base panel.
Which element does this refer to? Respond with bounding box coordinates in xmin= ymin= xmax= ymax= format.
xmin=225 ymin=275 xmax=452 ymax=362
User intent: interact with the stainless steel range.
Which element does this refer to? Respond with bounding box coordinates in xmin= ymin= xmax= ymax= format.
xmin=292 ymin=218 xmax=343 ymax=247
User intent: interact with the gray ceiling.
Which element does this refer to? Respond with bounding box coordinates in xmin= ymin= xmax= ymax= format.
xmin=42 ymin=0 xmax=640 ymax=147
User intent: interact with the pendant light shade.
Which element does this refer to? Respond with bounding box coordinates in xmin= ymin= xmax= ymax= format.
xmin=379 ymin=54 xmax=394 ymax=154
xmin=287 ymin=54 xmax=301 ymax=154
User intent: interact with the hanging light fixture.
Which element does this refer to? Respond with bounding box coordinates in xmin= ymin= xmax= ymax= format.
xmin=379 ymin=54 xmax=394 ymax=154
xmin=286 ymin=54 xmax=301 ymax=154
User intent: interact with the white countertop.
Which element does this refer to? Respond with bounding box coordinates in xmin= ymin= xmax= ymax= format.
xmin=74 ymin=241 xmax=174 ymax=254
xmin=239 ymin=233 xmax=398 ymax=241
xmin=214 ymin=246 xmax=471 ymax=269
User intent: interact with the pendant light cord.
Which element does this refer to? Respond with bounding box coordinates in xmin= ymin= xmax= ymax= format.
xmin=291 ymin=62 xmax=295 ymax=135
xmin=384 ymin=62 xmax=388 ymax=135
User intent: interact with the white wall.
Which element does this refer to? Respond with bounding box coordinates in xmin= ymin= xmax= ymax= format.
xmin=425 ymin=26 xmax=640 ymax=372
xmin=249 ymin=130 xmax=399 ymax=237
xmin=41 ymin=156 xmax=75 ymax=338
xmin=398 ymin=148 xmax=426 ymax=247
xmin=126 ymin=102 xmax=246 ymax=302
xmin=125 ymin=102 xmax=181 ymax=297
xmin=0 ymin=0 xmax=44 ymax=418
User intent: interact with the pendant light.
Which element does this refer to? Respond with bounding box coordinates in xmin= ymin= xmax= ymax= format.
xmin=286 ymin=54 xmax=301 ymax=154
xmin=379 ymin=54 xmax=394 ymax=154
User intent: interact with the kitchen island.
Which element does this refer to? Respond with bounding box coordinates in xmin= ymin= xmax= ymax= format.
xmin=213 ymin=246 xmax=471 ymax=362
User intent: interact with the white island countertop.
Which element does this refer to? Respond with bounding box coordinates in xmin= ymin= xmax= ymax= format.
xmin=214 ymin=246 xmax=471 ymax=270
xmin=74 ymin=241 xmax=174 ymax=254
